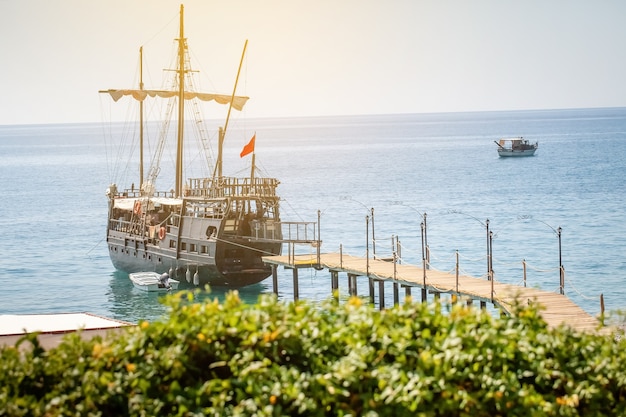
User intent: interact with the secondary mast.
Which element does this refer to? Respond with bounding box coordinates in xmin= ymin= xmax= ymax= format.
xmin=213 ymin=39 xmax=248 ymax=180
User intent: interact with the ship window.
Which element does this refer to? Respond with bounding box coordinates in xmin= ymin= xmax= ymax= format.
xmin=224 ymin=219 xmax=237 ymax=231
xmin=190 ymin=243 xmax=197 ymax=252
xmin=181 ymin=242 xmax=187 ymax=251
xmin=201 ymin=245 xmax=207 ymax=254
xmin=170 ymin=241 xmax=177 ymax=249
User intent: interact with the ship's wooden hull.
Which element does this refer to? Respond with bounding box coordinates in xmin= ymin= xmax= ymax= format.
xmin=107 ymin=231 xmax=280 ymax=287
xmin=106 ymin=189 xmax=283 ymax=288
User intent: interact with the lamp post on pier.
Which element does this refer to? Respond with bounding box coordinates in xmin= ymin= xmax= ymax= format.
xmin=489 ymin=230 xmax=494 ymax=301
xmin=447 ymin=210 xmax=492 ymax=281
xmin=366 ymin=214 xmax=370 ymax=278
xmin=342 ymin=196 xmax=375 ymax=258
xmin=558 ymin=226 xmax=563 ymax=295
xmin=371 ymin=207 xmax=376 ymax=258
xmin=486 ymin=219 xmax=491 ymax=281
xmin=394 ymin=202 xmax=428 ymax=268
xmin=421 ymin=220 xmax=427 ymax=302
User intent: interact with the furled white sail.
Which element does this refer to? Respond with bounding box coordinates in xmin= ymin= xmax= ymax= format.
xmin=99 ymin=89 xmax=249 ymax=111
xmin=113 ymin=197 xmax=183 ymax=211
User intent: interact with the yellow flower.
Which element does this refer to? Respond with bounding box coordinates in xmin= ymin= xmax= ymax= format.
xmin=556 ymin=395 xmax=579 ymax=407
xmin=263 ymin=329 xmax=280 ymax=343
xmin=140 ymin=321 xmax=150 ymax=329
xmin=92 ymin=343 xmax=102 ymax=357
xmin=347 ymin=296 xmax=362 ymax=307
xmin=197 ymin=333 xmax=206 ymax=341
xmin=126 ymin=363 xmax=136 ymax=373
xmin=270 ymin=395 xmax=277 ymax=405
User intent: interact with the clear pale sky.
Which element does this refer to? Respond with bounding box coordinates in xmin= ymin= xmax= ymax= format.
xmin=1 ymin=0 xmax=625 ymax=125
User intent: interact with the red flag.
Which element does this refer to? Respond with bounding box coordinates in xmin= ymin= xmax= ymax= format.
xmin=240 ymin=134 xmax=255 ymax=158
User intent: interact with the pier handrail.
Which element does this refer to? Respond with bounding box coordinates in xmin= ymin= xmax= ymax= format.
xmin=262 ymin=252 xmax=608 ymax=334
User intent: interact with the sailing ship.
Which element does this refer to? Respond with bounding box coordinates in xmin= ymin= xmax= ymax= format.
xmin=100 ymin=5 xmax=283 ymax=287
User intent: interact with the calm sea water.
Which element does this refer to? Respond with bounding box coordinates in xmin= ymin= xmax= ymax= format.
xmin=1 ymin=108 xmax=625 ymax=324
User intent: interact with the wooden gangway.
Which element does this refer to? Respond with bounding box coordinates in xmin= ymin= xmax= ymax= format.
xmin=262 ymin=252 xmax=607 ymax=334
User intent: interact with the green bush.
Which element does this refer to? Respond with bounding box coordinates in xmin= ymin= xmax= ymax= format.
xmin=1 ymin=291 xmax=624 ymax=416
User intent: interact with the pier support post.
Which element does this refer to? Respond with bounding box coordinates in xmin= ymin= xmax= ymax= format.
xmin=292 ymin=268 xmax=299 ymax=301
xmin=393 ymin=282 xmax=399 ymax=305
xmin=271 ymin=265 xmax=278 ymax=295
xmin=393 ymin=250 xmax=399 ymax=305
xmin=379 ymin=280 xmax=385 ymax=310
xmin=480 ymin=301 xmax=486 ymax=310
xmin=369 ymin=277 xmax=375 ymax=304
xmin=330 ymin=270 xmax=339 ymax=299
xmin=405 ymin=285 xmax=412 ymax=299
xmin=348 ymin=274 xmax=358 ymax=297
xmin=600 ymin=293 xmax=605 ymax=325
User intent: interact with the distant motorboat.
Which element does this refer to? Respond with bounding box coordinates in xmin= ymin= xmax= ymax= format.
xmin=129 ymin=272 xmax=179 ymax=292
xmin=495 ymin=137 xmax=538 ymax=157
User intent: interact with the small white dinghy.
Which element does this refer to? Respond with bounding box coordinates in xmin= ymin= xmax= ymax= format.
xmin=129 ymin=272 xmax=179 ymax=292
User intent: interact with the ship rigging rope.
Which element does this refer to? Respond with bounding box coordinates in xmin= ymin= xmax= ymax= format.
xmin=280 ymin=198 xmax=308 ymax=223
xmin=212 ymin=236 xmax=278 ymax=256
xmin=99 ymin=98 xmax=141 ymax=185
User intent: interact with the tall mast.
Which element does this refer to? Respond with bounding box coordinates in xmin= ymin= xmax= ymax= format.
xmin=139 ymin=46 xmax=144 ymax=190
xmin=175 ymin=4 xmax=186 ymax=197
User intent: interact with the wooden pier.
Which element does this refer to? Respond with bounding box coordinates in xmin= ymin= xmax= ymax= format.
xmin=262 ymin=252 xmax=606 ymax=334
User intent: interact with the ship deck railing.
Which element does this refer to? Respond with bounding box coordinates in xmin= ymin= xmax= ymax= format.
xmin=116 ymin=190 xmax=175 ymax=199
xmin=109 ymin=216 xmax=320 ymax=248
xmin=249 ymin=220 xmax=318 ymax=244
xmin=248 ymin=220 xmax=321 ymax=264
xmin=187 ymin=176 xmax=279 ymax=199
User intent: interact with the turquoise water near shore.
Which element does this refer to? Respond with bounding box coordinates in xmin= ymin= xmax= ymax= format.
xmin=1 ymin=108 xmax=625 ymax=323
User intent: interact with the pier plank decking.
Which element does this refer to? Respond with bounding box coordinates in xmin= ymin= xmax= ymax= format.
xmin=262 ymin=253 xmax=606 ymax=334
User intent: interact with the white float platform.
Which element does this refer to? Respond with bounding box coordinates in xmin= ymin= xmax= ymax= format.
xmin=0 ymin=312 xmax=133 ymax=350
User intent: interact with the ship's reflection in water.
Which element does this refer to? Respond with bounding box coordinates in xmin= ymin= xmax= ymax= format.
xmin=106 ymin=270 xmax=272 ymax=324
